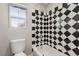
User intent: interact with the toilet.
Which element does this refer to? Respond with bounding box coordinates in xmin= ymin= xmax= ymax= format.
xmin=10 ymin=39 xmax=26 ymax=56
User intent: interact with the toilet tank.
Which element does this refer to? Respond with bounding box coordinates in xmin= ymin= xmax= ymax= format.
xmin=10 ymin=39 xmax=25 ymax=54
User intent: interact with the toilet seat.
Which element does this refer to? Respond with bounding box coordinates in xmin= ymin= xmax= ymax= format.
xmin=14 ymin=52 xmax=26 ymax=56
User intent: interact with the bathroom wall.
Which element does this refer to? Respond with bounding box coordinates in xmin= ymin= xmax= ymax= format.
xmin=32 ymin=9 xmax=46 ymax=47
xmin=0 ymin=3 xmax=11 ymax=56
xmin=32 ymin=3 xmax=79 ymax=56
xmin=0 ymin=3 xmax=46 ymax=56
xmin=32 ymin=4 xmax=62 ymax=48
xmin=32 ymin=9 xmax=54 ymax=47
xmin=46 ymin=3 xmax=79 ymax=56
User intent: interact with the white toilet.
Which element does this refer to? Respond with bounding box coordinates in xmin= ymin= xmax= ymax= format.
xmin=10 ymin=39 xmax=26 ymax=56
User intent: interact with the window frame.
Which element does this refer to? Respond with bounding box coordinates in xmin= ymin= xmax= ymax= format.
xmin=8 ymin=3 xmax=27 ymax=28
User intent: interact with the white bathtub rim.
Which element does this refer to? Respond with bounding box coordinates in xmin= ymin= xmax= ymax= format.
xmin=32 ymin=46 xmax=42 ymax=56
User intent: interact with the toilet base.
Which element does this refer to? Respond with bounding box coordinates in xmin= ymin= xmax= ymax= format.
xmin=14 ymin=52 xmax=26 ymax=56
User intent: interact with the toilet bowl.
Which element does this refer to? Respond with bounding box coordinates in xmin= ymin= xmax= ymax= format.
xmin=10 ymin=39 xmax=26 ymax=56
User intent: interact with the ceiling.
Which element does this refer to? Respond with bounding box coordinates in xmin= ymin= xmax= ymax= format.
xmin=39 ymin=3 xmax=50 ymax=6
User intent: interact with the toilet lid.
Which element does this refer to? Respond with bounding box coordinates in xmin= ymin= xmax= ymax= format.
xmin=15 ymin=52 xmax=26 ymax=56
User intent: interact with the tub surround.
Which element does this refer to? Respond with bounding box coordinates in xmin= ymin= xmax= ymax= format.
xmin=32 ymin=3 xmax=79 ymax=56
xmin=32 ymin=9 xmax=49 ymax=47
xmin=50 ymin=3 xmax=79 ymax=56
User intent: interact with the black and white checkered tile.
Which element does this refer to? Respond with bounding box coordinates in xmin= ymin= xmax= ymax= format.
xmin=51 ymin=3 xmax=79 ymax=56
xmin=32 ymin=9 xmax=48 ymax=47
xmin=32 ymin=3 xmax=79 ymax=56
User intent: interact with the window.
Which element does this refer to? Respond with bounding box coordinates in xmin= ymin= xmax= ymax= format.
xmin=9 ymin=4 xmax=26 ymax=28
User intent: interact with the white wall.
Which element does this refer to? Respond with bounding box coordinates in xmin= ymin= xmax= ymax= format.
xmin=0 ymin=3 xmax=10 ymax=56
xmin=46 ymin=3 xmax=62 ymax=13
xmin=0 ymin=3 xmax=46 ymax=56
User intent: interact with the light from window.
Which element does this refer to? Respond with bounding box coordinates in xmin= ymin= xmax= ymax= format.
xmin=9 ymin=4 xmax=26 ymax=28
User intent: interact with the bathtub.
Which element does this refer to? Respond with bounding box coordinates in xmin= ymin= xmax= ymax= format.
xmin=32 ymin=45 xmax=67 ymax=56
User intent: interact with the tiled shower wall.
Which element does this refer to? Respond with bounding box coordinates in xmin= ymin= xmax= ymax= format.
xmin=32 ymin=3 xmax=79 ymax=56
xmin=32 ymin=9 xmax=52 ymax=47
